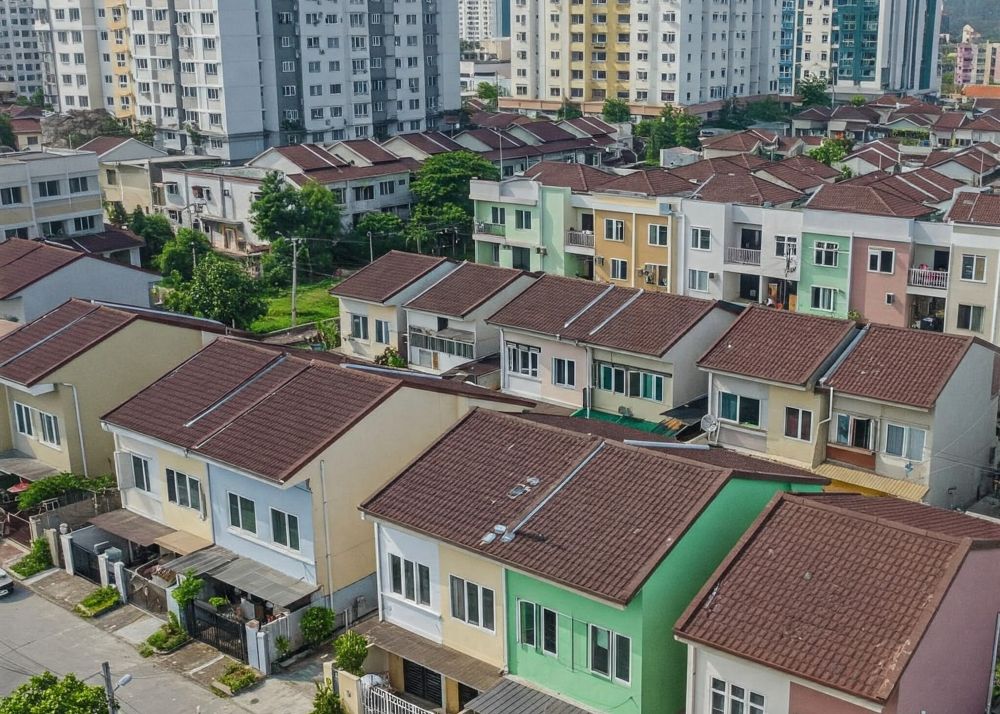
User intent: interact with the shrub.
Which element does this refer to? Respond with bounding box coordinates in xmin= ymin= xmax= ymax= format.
xmin=10 ymin=538 xmax=53 ymax=578
xmin=145 ymin=612 xmax=189 ymax=652
xmin=75 ymin=586 xmax=120 ymax=617
xmin=300 ymin=607 xmax=335 ymax=648
xmin=275 ymin=635 xmax=291 ymax=659
xmin=311 ymin=678 xmax=344 ymax=714
xmin=17 ymin=473 xmax=116 ymax=510
xmin=217 ymin=663 xmax=258 ymax=694
xmin=208 ymin=596 xmax=229 ymax=609
xmin=138 ymin=643 xmax=154 ymax=658
xmin=333 ymin=631 xmax=368 ymax=676
xmin=170 ymin=569 xmax=203 ymax=608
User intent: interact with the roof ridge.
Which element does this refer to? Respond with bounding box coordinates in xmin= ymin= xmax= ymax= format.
xmin=0 ymin=301 xmax=107 ymax=370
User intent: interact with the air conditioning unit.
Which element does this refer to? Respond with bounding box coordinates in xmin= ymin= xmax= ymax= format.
xmin=885 ymin=292 xmax=895 ymax=305
xmin=535 ymin=247 xmax=547 ymax=255
xmin=708 ymin=271 xmax=717 ymax=279
xmin=595 ymin=256 xmax=605 ymax=265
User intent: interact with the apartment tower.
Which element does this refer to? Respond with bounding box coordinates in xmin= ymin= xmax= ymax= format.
xmin=0 ymin=0 xmax=43 ymax=98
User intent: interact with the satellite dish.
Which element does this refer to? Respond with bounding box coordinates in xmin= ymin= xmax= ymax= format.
xmin=700 ymin=414 xmax=720 ymax=434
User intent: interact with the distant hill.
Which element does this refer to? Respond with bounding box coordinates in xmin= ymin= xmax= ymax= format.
xmin=947 ymin=0 xmax=1000 ymax=41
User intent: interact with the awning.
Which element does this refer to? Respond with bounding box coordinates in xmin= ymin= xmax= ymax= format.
xmin=0 ymin=450 xmax=58 ymax=482
xmin=466 ymin=679 xmax=592 ymax=714
xmin=155 ymin=545 xmax=237 ymax=582
xmin=815 ymin=463 xmax=929 ymax=502
xmin=355 ymin=619 xmax=503 ymax=693
xmin=154 ymin=530 xmax=212 ymax=556
xmin=88 ymin=509 xmax=175 ymax=547
xmin=209 ymin=555 xmax=317 ymax=608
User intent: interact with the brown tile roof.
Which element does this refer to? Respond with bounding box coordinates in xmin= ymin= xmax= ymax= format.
xmin=489 ymin=276 xmax=720 ymax=356
xmin=948 ymin=191 xmax=1000 ymax=225
xmin=793 ymin=106 xmax=833 ymax=121
xmin=391 ymin=132 xmax=464 ymax=155
xmin=10 ymin=117 xmax=40 ymax=134
xmin=933 ymin=111 xmax=970 ymax=131
xmin=362 ymin=408 xmax=741 ymax=604
xmin=779 ymin=155 xmax=841 ymax=179
xmin=0 ymin=239 xmax=82 ymax=298
xmin=0 ymin=298 xmax=227 ymax=386
xmin=471 ymin=112 xmax=529 ymax=129
xmin=330 ymin=251 xmax=450 ymax=304
xmin=691 ymin=172 xmax=803 ymax=206
xmin=337 ymin=138 xmax=400 ymax=164
xmin=521 ymin=161 xmax=617 ymax=192
xmin=847 ymin=148 xmax=900 ymax=170
xmin=459 ymin=128 xmax=527 ymax=151
xmin=875 ymin=168 xmax=962 ymax=203
xmin=675 ymin=493 xmax=995 ymax=703
xmin=272 ymin=144 xmax=347 ymax=171
xmin=824 ymin=324 xmax=977 ymax=409
xmin=701 ymin=130 xmax=775 ymax=152
xmin=806 ymin=183 xmax=935 ymax=217
xmin=698 ymin=306 xmax=857 ymax=385
xmin=561 ymin=116 xmax=615 ymax=136
xmin=285 ymin=158 xmax=419 ymax=186
xmin=753 ymin=163 xmax=827 ymax=191
xmin=54 ymin=227 xmax=145 ymax=255
xmin=404 ymin=262 xmax=531 ymax=317
xmin=596 ymin=168 xmax=699 ymax=196
xmin=76 ymin=136 xmax=131 ymax=156
xmin=830 ymin=105 xmax=880 ymax=123
xmin=516 ymin=121 xmax=576 ymax=142
xmin=802 ymin=493 xmax=1000 ymax=539
xmin=933 ymin=149 xmax=1000 ymax=173
xmin=671 ymin=156 xmax=769 ymax=182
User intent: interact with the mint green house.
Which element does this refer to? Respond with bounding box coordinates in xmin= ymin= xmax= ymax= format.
xmin=797 ymin=231 xmax=852 ymax=319
xmin=361 ymin=409 xmax=826 ymax=714
xmin=469 ymin=162 xmax=614 ymax=279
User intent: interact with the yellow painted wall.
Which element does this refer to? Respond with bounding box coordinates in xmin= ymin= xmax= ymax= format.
xmin=763 ymin=385 xmax=828 ymax=468
xmin=34 ymin=196 xmax=103 ymax=219
xmin=945 ymin=245 xmax=998 ymax=339
xmin=2 ymin=386 xmax=74 ymax=473
xmin=339 ymin=302 xmax=400 ymax=362
xmin=100 ymin=163 xmax=154 ymax=215
xmin=593 ymin=205 xmax=676 ymax=291
xmin=438 ymin=544 xmax=506 ymax=668
xmin=150 ymin=447 xmax=213 ymax=540
xmin=0 ymin=207 xmax=35 ymax=225
xmin=590 ymin=347 xmax=676 ymax=422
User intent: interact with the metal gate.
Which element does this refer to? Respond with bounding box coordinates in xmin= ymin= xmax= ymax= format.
xmin=126 ymin=570 xmax=167 ymax=616
xmin=186 ymin=601 xmax=247 ymax=662
xmin=71 ymin=542 xmax=101 ymax=584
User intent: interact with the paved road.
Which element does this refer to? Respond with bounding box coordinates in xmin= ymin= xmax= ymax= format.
xmin=0 ymin=586 xmax=246 ymax=713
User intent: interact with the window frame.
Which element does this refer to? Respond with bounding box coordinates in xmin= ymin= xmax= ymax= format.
xmin=374 ymin=319 xmax=391 ymax=344
xmin=961 ymin=254 xmax=987 ymax=283
xmin=690 ymin=226 xmax=711 ymax=251
xmin=386 ymin=553 xmax=430 ymax=607
xmin=610 ymin=257 xmax=628 ymax=281
xmin=813 ymin=240 xmax=839 ymax=267
xmin=13 ymin=402 xmax=33 ymax=438
xmin=228 ymin=492 xmax=257 ymax=534
xmin=604 ymin=218 xmax=625 ymax=242
xmin=552 ymin=357 xmax=576 ymax=388
xmin=834 ymin=413 xmax=875 ymax=451
xmin=38 ymin=410 xmax=60 ymax=447
xmin=784 ymin=406 xmax=813 ymax=442
xmin=506 ymin=342 xmax=539 ymax=378
xmin=867 ymin=247 xmax=894 ymax=274
xmin=884 ymin=422 xmax=926 ymax=461
xmin=518 ymin=599 xmax=536 ymax=646
xmin=270 ymin=507 xmax=300 ymax=551
xmin=957 ymin=303 xmax=985 ymax=332
xmin=688 ymin=269 xmax=710 ymax=292
xmin=166 ymin=469 xmax=201 ymax=511
xmin=719 ymin=391 xmax=762 ymax=429
xmin=515 ymin=209 xmax=532 ymax=230
xmin=648 ymin=223 xmax=669 ymax=246
xmin=131 ymin=454 xmax=151 ymax=492
xmin=775 ymin=234 xmax=797 ymax=257
xmin=810 ymin=285 xmax=836 ymax=312
xmin=350 ymin=314 xmax=369 ymax=340
xmin=588 ymin=624 xmax=631 ymax=685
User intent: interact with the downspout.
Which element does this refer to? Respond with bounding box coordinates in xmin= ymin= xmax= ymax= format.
xmin=498 ymin=327 xmax=508 ymax=392
xmin=319 ymin=459 xmax=335 ymax=607
xmin=630 ymin=209 xmax=638 ymax=288
xmin=585 ymin=344 xmax=593 ymax=418
xmin=373 ymin=520 xmax=385 ymax=621
xmin=991 ymin=253 xmax=1000 ymax=344
xmin=63 ymin=383 xmax=88 ymax=477
xmin=707 ymin=372 xmax=717 ymax=444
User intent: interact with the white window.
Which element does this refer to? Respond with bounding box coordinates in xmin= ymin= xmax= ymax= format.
xmin=719 ymin=392 xmax=761 ymax=428
xmin=610 ymin=258 xmax=628 ymax=281
xmin=228 ymin=493 xmax=256 ymax=534
xmin=515 ymin=210 xmax=532 ymax=230
xmin=814 ymin=240 xmax=839 ymax=267
xmin=13 ymin=403 xmax=32 ymax=437
xmin=553 ymin=358 xmax=576 ymax=388
xmin=885 ymin=423 xmax=926 ymax=461
xmin=350 ymin=314 xmax=369 ymax=340
xmin=810 ymin=286 xmax=835 ymax=311
xmin=388 ymin=554 xmax=430 ymax=606
xmin=690 ymin=227 xmax=711 ymax=250
xmin=374 ymin=319 xmax=391 ymax=344
xmin=784 ymin=407 xmax=812 ymax=441
xmin=604 ymin=218 xmax=625 ymax=241
xmin=711 ymin=678 xmax=765 ymax=714
xmin=589 ymin=625 xmax=630 ymax=684
xmin=648 ymin=224 xmax=669 ymax=246
xmin=449 ymin=575 xmax=495 ymax=631
xmin=775 ymin=235 xmax=797 ymax=257
xmin=867 ymin=248 xmax=893 ymax=274
xmin=490 ymin=206 xmax=505 ymax=225
xmin=957 ymin=304 xmax=985 ymax=332
xmin=166 ymin=469 xmax=201 ymax=511
xmin=131 ymin=454 xmax=150 ymax=492
xmin=834 ymin=413 xmax=874 ymax=450
xmin=271 ymin=508 xmax=300 ymax=550
xmin=507 ymin=342 xmax=539 ymax=378
xmin=38 ymin=411 xmax=60 ymax=446
xmin=688 ymin=269 xmax=709 ymax=292
xmin=961 ymin=254 xmax=987 ymax=282
xmin=68 ymin=176 xmax=88 ymax=193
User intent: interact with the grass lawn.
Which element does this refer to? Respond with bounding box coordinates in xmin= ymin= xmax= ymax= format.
xmin=252 ymin=279 xmax=340 ymax=333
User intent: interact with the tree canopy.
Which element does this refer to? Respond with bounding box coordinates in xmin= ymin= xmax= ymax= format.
xmin=128 ymin=210 xmax=174 ymax=268
xmin=0 ymin=114 xmax=14 ymax=150
xmin=476 ymin=82 xmax=503 ymax=111
xmin=249 ymin=172 xmax=302 ymax=243
xmin=601 ymin=98 xmax=632 ymax=124
xmin=0 ymin=672 xmax=109 ymax=714
xmin=798 ymin=75 xmax=831 ymax=108
xmin=637 ymin=105 xmax=702 ymax=164
xmin=808 ymin=138 xmax=852 ymax=166
xmin=159 ymin=227 xmax=212 ymax=283
xmin=164 ymin=254 xmax=267 ymax=329
xmin=556 ymin=99 xmax=583 ymax=120
xmin=409 ymin=151 xmax=498 ymax=213
xmin=41 ymin=109 xmax=131 ymax=149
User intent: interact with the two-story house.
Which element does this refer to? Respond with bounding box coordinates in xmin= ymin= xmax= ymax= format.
xmin=698 ymin=306 xmax=860 ymax=469
xmin=676 ymin=493 xmax=1000 ymax=714
xmin=946 ymin=191 xmax=1000 ymax=341
xmin=402 ymin=262 xmax=536 ymax=375
xmin=488 ymin=274 xmax=738 ymax=423
xmin=0 ymin=299 xmax=224 ymax=487
xmin=359 ymin=409 xmax=825 ymax=714
xmin=332 ymin=251 xmax=456 ymax=362
xmin=101 ymin=339 xmax=532 ymax=617
xmin=822 ymin=323 xmax=1000 ymax=508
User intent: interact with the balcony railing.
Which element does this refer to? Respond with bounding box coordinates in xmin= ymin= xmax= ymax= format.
xmin=364 ymin=687 xmax=434 ymax=714
xmin=908 ymin=268 xmax=948 ymax=290
xmin=474 ymin=221 xmax=506 ymax=237
xmin=724 ymin=247 xmax=762 ymax=266
xmin=566 ymin=230 xmax=595 ymax=248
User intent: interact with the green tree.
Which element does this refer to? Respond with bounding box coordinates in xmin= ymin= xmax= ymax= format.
xmin=104 ymin=201 xmax=127 ymax=227
xmin=295 ymin=181 xmax=342 ymax=276
xmin=0 ymin=114 xmax=14 ymax=149
xmin=0 ymin=672 xmax=109 ymax=714
xmin=311 ymin=679 xmax=344 ymax=714
xmin=410 ymin=151 xmax=499 ymax=213
xmin=850 ymin=95 xmax=867 ymax=107
xmin=249 ymin=171 xmax=303 ymax=243
xmin=642 ymin=105 xmax=702 ymax=164
xmin=745 ymin=97 xmax=786 ymax=123
xmin=808 ymin=138 xmax=852 ymax=166
xmin=406 ymin=202 xmax=473 ymax=256
xmin=798 ymin=75 xmax=831 ymax=107
xmin=131 ymin=119 xmax=156 ymax=145
xmin=601 ymin=97 xmax=631 ymax=123
xmin=159 ymin=227 xmax=212 ymax=282
xmin=347 ymin=211 xmax=406 ymax=263
xmin=556 ymin=99 xmax=583 ymax=120
xmin=131 ymin=212 xmax=173 ymax=268
xmin=476 ymin=82 xmax=501 ymax=111
xmin=165 ymin=255 xmax=267 ymax=329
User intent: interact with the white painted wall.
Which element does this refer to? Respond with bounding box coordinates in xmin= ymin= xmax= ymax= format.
xmin=376 ymin=522 xmax=443 ymax=644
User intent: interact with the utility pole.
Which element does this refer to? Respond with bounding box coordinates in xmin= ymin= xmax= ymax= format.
xmin=290 ymin=236 xmax=301 ymax=327
xmin=101 ymin=661 xmax=116 ymax=714
xmin=367 ymin=230 xmax=374 ymax=263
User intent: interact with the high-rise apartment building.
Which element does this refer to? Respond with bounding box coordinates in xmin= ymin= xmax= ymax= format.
xmin=832 ymin=0 xmax=940 ymax=97
xmin=33 ymin=0 xmax=112 ymax=110
xmin=460 ymin=0 xmax=511 ymax=42
xmin=956 ymin=41 xmax=1000 ymax=87
xmin=793 ymin=0 xmax=833 ymax=86
xmin=0 ymin=0 xmax=43 ymax=98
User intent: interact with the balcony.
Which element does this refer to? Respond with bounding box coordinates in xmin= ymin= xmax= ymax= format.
xmin=473 ymin=221 xmax=506 ymax=239
xmin=907 ymin=268 xmax=948 ymax=290
xmin=724 ymin=246 xmax=762 ymax=266
xmin=566 ymin=230 xmax=595 ymax=248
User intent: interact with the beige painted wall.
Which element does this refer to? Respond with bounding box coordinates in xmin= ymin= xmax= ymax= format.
xmin=438 ymin=543 xmax=506 ymax=668
xmin=590 ymin=347 xmax=676 ymax=422
xmin=3 ymin=386 xmax=74 ymax=473
xmin=339 ymin=301 xmax=400 ymax=362
xmin=945 ymin=242 xmax=999 ymax=340
xmin=100 ymin=163 xmax=155 ymax=214
xmin=34 ymin=196 xmax=102 ymax=219
xmin=764 ymin=385 xmax=829 ymax=467
xmin=148 ymin=447 xmax=213 ymax=540
xmin=593 ymin=206 xmax=676 ymax=292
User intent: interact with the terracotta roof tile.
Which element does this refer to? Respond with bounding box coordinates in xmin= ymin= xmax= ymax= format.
xmin=671 ymin=156 xmax=770 ymax=181
xmin=561 ymin=116 xmax=615 ymax=136
xmin=806 ymin=183 xmax=935 ymax=217
xmin=825 ymin=324 xmax=974 ymax=408
xmin=793 ymin=106 xmax=833 ymax=121
xmin=779 ymin=155 xmax=841 ymax=179
xmin=392 ymin=132 xmax=464 ymax=155
xmin=948 ymin=191 xmax=1000 ymax=225
xmin=596 ymin=168 xmax=699 ymax=196
xmin=337 ymin=138 xmax=399 ymax=164
xmin=583 ymin=292 xmax=719 ymax=356
xmin=803 ymin=493 xmax=1000 ymax=539
xmin=272 ymin=144 xmax=347 ymax=171
xmin=76 ymin=136 xmax=130 ymax=155
xmin=933 ymin=111 xmax=970 ymax=131
xmin=521 ymin=161 xmax=617 ymax=192
xmin=692 ymin=172 xmax=803 ymax=206
xmin=330 ymin=250 xmax=450 ymax=303
xmin=487 ymin=275 xmax=612 ymax=335
xmin=753 ymin=163 xmax=827 ymax=191
xmin=0 ymin=239 xmax=83 ymax=298
xmin=54 ymin=227 xmax=145 ymax=254
xmin=516 ymin=121 xmax=576 ymax=142
xmin=698 ymin=306 xmax=856 ymax=385
xmin=362 ymin=409 xmax=735 ymax=604
xmin=405 ymin=263 xmax=531 ymax=317
xmin=676 ymin=493 xmax=979 ymax=702
xmin=868 ymin=168 xmax=963 ymax=204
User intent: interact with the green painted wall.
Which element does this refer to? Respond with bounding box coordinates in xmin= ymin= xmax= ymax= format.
xmin=504 ymin=478 xmax=822 ymax=714
xmin=797 ymin=232 xmax=851 ymax=319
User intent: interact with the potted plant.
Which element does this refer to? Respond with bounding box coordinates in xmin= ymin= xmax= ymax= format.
xmin=208 ymin=596 xmax=229 ymax=611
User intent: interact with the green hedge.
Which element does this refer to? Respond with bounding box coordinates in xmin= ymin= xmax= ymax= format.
xmin=146 ymin=612 xmax=189 ymax=652
xmin=10 ymin=539 xmax=53 ymax=578
xmin=75 ymin=586 xmax=120 ymax=617
xmin=217 ymin=663 xmax=258 ymax=694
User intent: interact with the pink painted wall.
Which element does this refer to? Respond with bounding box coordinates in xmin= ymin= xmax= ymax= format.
xmin=849 ymin=237 xmax=910 ymax=326
xmin=789 ymin=683 xmax=876 ymax=714
xmin=888 ymin=548 xmax=1000 ymax=714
